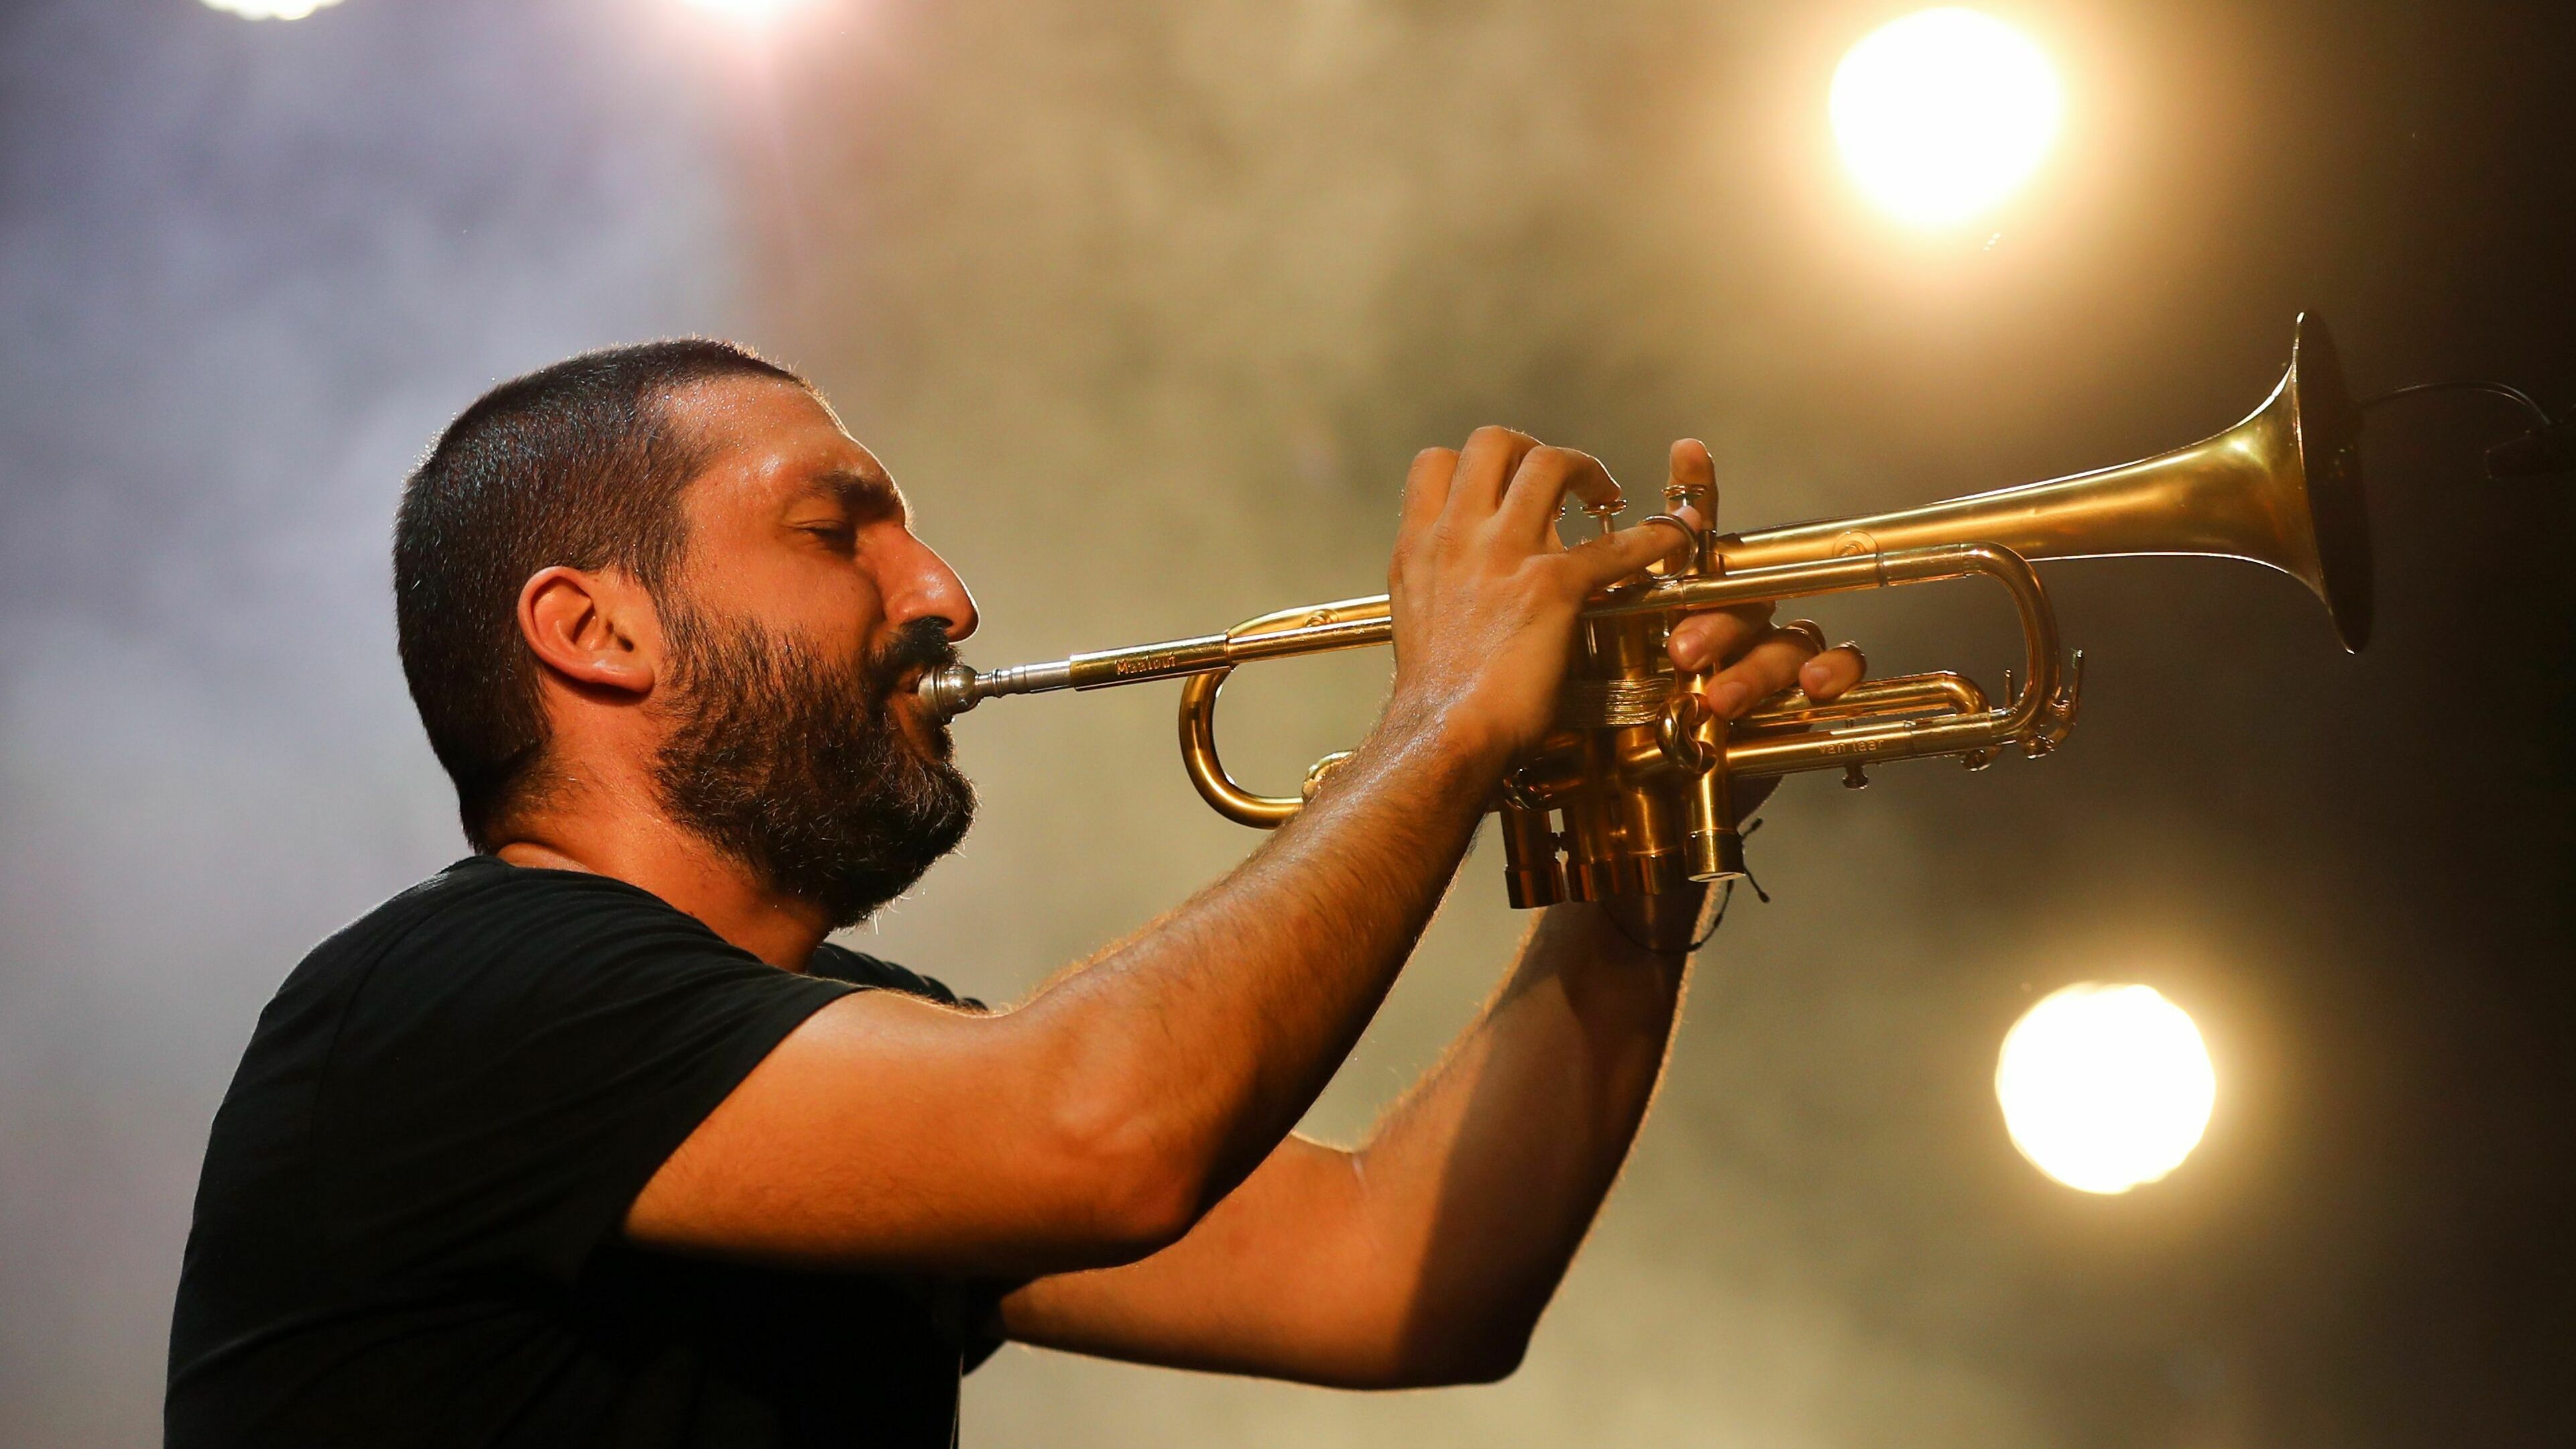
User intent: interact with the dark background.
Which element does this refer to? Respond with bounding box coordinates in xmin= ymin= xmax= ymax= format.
xmin=0 ymin=1 xmax=2567 ymax=1445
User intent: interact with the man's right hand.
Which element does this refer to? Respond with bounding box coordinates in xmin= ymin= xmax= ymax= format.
xmin=1382 ymin=427 xmax=1695 ymax=770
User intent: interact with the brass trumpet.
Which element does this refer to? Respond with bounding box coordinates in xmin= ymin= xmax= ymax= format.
xmin=919 ymin=316 xmax=2372 ymax=907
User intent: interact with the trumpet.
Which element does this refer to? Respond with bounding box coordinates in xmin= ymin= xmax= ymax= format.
xmin=919 ymin=316 xmax=2373 ymax=907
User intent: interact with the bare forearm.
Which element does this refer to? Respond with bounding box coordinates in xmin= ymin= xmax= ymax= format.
xmin=1019 ymin=703 xmax=1495 ymax=1220
xmin=1344 ymin=899 xmax=1692 ymax=1375
xmin=1000 ymin=900 xmax=1693 ymax=1383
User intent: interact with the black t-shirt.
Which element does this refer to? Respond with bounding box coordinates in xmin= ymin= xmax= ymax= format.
xmin=168 ymin=856 xmax=1008 ymax=1448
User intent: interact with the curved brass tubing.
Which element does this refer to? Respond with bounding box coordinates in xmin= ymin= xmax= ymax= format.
xmin=1175 ymin=542 xmax=2069 ymax=825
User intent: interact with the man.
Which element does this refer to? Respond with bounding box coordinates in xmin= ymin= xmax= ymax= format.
xmin=168 ymin=341 xmax=1863 ymax=1446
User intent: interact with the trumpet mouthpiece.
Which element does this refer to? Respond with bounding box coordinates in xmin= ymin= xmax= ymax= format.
xmin=917 ymin=657 xmax=1081 ymax=719
xmin=917 ymin=664 xmax=982 ymax=720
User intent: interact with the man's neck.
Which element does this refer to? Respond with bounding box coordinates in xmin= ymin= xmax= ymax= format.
xmin=493 ymin=818 xmax=831 ymax=972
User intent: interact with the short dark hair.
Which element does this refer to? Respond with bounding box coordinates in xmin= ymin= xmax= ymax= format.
xmin=393 ymin=339 xmax=809 ymax=849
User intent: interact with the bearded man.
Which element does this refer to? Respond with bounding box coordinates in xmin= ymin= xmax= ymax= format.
xmin=166 ymin=341 xmax=1864 ymax=1448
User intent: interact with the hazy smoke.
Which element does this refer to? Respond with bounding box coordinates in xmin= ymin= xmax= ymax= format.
xmin=2 ymin=1 xmax=2568 ymax=1447
xmin=0 ymin=3 xmax=742 ymax=1442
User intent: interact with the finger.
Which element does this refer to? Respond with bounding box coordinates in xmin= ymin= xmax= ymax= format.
xmin=1561 ymin=517 xmax=1692 ymax=592
xmin=1498 ymin=445 xmax=1620 ymax=542
xmin=1657 ymin=502 xmax=1706 ymax=564
xmin=1666 ymin=601 xmax=1776 ymax=673
xmin=1702 ymin=626 xmax=1824 ymax=719
xmin=1799 ymin=643 xmax=1867 ymax=702
xmin=1397 ymin=447 xmax=1457 ymax=544
xmin=1667 ymin=437 xmax=1715 ymax=508
xmin=1443 ymin=425 xmax=1541 ymax=525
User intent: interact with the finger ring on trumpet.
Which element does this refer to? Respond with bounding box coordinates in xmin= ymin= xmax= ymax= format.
xmin=1778 ymin=619 xmax=1829 ymax=656
xmin=1635 ymin=513 xmax=1698 ymax=555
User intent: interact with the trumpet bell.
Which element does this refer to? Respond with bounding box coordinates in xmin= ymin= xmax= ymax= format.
xmin=2288 ymin=315 xmax=2374 ymax=652
xmin=1719 ymin=313 xmax=2374 ymax=651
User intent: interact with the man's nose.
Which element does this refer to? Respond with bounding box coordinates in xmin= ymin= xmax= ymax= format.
xmin=882 ymin=533 xmax=979 ymax=642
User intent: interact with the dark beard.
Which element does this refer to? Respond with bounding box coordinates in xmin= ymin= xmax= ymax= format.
xmin=652 ymin=607 xmax=975 ymax=930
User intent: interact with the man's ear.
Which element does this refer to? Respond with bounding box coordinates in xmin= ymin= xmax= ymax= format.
xmin=517 ymin=565 xmax=662 ymax=698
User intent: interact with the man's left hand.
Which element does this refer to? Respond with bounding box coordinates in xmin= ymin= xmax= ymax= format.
xmin=1657 ymin=439 xmax=1867 ymax=818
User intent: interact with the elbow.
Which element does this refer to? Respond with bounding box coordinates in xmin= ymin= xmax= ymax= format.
xmin=1384 ymin=1332 xmax=1529 ymax=1389
xmin=1372 ymin=1295 xmax=1541 ymax=1389
xmin=1086 ymin=1155 xmax=1205 ymax=1265
xmin=1442 ymin=1336 xmax=1530 ymax=1387
xmin=1319 ymin=1301 xmax=1536 ymax=1389
xmin=1041 ymin=1084 xmax=1213 ymax=1265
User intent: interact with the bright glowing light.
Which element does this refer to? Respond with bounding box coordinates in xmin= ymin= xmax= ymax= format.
xmin=678 ymin=0 xmax=815 ymax=18
xmin=1995 ymin=983 xmax=2215 ymax=1194
xmin=1830 ymin=7 xmax=2062 ymax=228
xmin=201 ymin=0 xmax=344 ymax=18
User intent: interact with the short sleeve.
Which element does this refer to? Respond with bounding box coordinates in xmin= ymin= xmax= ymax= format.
xmin=943 ymin=1278 xmax=1015 ymax=1373
xmin=310 ymin=868 xmax=855 ymax=1289
xmin=808 ymin=942 xmax=1022 ymax=1370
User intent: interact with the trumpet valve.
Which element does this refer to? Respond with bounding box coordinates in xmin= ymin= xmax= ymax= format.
xmin=1672 ymin=684 xmax=1747 ymax=884
xmin=1564 ymin=493 xmax=1625 ymax=540
xmin=1686 ymin=825 xmax=1747 ymax=884
xmin=1497 ymin=802 xmax=1567 ymax=909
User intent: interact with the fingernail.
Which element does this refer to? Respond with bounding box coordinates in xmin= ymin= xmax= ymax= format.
xmin=1710 ymin=681 xmax=1749 ymax=717
xmin=1673 ymin=640 xmax=1706 ymax=671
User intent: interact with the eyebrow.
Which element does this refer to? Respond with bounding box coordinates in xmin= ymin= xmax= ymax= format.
xmin=791 ymin=467 xmax=906 ymax=526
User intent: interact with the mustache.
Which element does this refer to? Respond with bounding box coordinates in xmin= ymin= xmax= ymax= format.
xmin=866 ymin=618 xmax=960 ymax=699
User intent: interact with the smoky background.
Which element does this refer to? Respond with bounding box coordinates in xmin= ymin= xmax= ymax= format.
xmin=1 ymin=1 xmax=2568 ymax=1446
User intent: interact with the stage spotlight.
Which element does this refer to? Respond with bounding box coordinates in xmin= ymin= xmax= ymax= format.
xmin=202 ymin=0 xmax=343 ymax=17
xmin=677 ymin=0 xmax=815 ymax=19
xmin=1830 ymin=7 xmax=2061 ymax=228
xmin=1995 ymin=983 xmax=2215 ymax=1194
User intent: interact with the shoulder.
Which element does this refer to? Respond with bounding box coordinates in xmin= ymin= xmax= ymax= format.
xmin=332 ymin=857 xmax=708 ymax=978
xmin=300 ymin=856 xmax=703 ymax=974
xmin=298 ymin=858 xmax=848 ymax=1063
xmin=215 ymin=861 xmax=856 ymax=1289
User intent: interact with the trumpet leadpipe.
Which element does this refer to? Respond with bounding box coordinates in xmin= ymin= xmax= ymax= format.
xmin=919 ymin=605 xmax=1394 ymax=719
